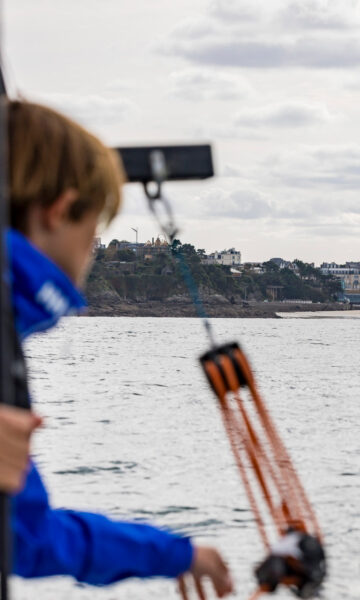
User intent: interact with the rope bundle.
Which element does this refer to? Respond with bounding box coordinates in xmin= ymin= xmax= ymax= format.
xmin=200 ymin=343 xmax=326 ymax=598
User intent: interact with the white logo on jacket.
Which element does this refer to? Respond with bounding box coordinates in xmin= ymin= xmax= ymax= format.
xmin=36 ymin=282 xmax=69 ymax=317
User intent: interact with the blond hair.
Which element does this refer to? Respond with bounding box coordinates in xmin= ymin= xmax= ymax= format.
xmin=8 ymin=100 xmax=124 ymax=232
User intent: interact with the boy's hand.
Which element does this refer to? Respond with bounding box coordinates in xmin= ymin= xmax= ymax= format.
xmin=178 ymin=546 xmax=234 ymax=599
xmin=0 ymin=406 xmax=42 ymax=493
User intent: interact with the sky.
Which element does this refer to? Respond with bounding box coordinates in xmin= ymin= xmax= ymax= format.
xmin=4 ymin=0 xmax=360 ymax=264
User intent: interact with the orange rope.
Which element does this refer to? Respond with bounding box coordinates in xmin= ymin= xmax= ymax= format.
xmin=204 ymin=361 xmax=270 ymax=549
xmin=222 ymin=403 xmax=270 ymax=550
xmin=234 ymin=348 xmax=322 ymax=538
xmin=202 ymin=345 xmax=324 ymax=599
xmin=219 ymin=356 xmax=283 ymax=536
xmin=248 ymin=588 xmax=267 ymax=600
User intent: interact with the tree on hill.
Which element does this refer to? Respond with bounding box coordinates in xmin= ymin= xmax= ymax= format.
xmin=171 ymin=241 xmax=200 ymax=264
xmin=293 ymin=259 xmax=318 ymax=278
xmin=116 ymin=249 xmax=136 ymax=262
xmin=172 ymin=239 xmax=182 ymax=250
xmin=263 ymin=260 xmax=280 ymax=273
xmin=181 ymin=243 xmax=197 ymax=256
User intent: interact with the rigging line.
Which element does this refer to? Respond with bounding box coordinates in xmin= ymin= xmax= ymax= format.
xmin=203 ymin=348 xmax=326 ymax=597
xmin=235 ymin=350 xmax=322 ymax=538
xmin=222 ymin=407 xmax=270 ymax=550
xmin=219 ymin=355 xmax=283 ymax=535
xmin=229 ymin=354 xmax=306 ymax=530
xmin=144 ymin=149 xmax=217 ymax=347
xmin=202 ymin=359 xmax=270 ymax=550
xmin=248 ymin=587 xmax=267 ymax=600
xmin=233 ymin=348 xmax=317 ymax=534
xmin=210 ymin=351 xmax=308 ymax=539
xmin=146 ymin=193 xmax=217 ymax=349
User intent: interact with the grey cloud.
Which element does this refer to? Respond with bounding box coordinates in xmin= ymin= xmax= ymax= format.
xmin=295 ymin=221 xmax=360 ymax=238
xmin=279 ymin=0 xmax=360 ymax=31
xmin=171 ymin=174 xmax=360 ymax=252
xmin=216 ymin=149 xmax=360 ymax=242
xmin=198 ymin=187 xmax=272 ymax=219
xmin=168 ymin=68 xmax=252 ymax=101
xmin=209 ymin=0 xmax=360 ymax=31
xmin=194 ymin=182 xmax=360 ymax=232
xmin=279 ymin=172 xmax=360 ymax=190
xmin=218 ymin=144 xmax=360 ymax=233
xmin=161 ymin=1 xmax=360 ymax=70
xmin=234 ymin=102 xmax=333 ymax=128
xmin=269 ymin=146 xmax=360 ymax=191
xmin=167 ymin=36 xmax=360 ymax=69
xmin=209 ymin=0 xmax=260 ymax=22
xmin=312 ymin=146 xmax=360 ymax=162
xmin=260 ymin=197 xmax=360 ymax=233
xmin=271 ymin=197 xmax=359 ymax=220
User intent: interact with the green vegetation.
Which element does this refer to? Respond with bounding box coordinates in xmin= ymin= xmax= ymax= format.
xmin=86 ymin=241 xmax=341 ymax=305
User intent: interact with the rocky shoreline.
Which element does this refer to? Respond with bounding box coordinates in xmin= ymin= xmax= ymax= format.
xmin=86 ymin=296 xmax=349 ymax=318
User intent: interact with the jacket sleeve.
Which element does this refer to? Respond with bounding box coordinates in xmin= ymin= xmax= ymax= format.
xmin=12 ymin=461 xmax=193 ymax=585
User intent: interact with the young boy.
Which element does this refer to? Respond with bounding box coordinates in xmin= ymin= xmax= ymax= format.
xmin=8 ymin=100 xmax=233 ymax=598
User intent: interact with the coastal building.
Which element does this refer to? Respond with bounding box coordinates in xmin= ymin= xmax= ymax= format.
xmin=107 ymin=239 xmax=146 ymax=256
xmin=144 ymin=236 xmax=169 ymax=252
xmin=201 ymin=254 xmax=216 ymax=265
xmin=320 ymin=262 xmax=360 ymax=292
xmin=107 ymin=236 xmax=170 ymax=259
xmin=243 ymin=262 xmax=265 ymax=274
xmin=143 ymin=236 xmax=170 ymax=261
xmin=320 ymin=262 xmax=356 ymax=276
xmin=342 ymin=274 xmax=360 ymax=291
xmin=202 ymin=248 xmax=241 ymax=266
xmin=270 ymin=258 xmax=300 ymax=275
xmin=230 ymin=268 xmax=242 ymax=277
xmin=270 ymin=257 xmax=288 ymax=269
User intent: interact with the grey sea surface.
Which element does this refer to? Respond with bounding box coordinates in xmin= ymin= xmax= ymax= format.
xmin=13 ymin=317 xmax=359 ymax=600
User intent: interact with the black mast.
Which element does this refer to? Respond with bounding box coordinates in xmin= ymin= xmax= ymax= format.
xmin=0 ymin=30 xmax=14 ymax=600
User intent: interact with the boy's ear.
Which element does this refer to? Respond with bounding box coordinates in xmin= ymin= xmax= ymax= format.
xmin=42 ymin=189 xmax=79 ymax=231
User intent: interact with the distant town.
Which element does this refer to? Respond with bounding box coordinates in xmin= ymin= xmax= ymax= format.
xmin=92 ymin=235 xmax=359 ymax=306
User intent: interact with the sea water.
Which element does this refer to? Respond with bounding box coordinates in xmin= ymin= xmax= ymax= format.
xmin=13 ymin=317 xmax=360 ymax=599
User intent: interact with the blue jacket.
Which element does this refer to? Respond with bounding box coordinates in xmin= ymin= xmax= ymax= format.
xmin=9 ymin=229 xmax=193 ymax=584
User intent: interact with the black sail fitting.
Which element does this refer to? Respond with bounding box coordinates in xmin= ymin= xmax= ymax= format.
xmin=255 ymin=532 xmax=326 ymax=598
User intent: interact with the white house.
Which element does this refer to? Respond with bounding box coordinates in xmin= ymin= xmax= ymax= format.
xmin=203 ymin=248 xmax=241 ymax=266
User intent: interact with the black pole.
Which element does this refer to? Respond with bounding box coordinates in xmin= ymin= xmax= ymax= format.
xmin=0 ymin=34 xmax=14 ymax=600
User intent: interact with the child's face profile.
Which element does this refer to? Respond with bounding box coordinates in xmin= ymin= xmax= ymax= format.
xmin=26 ymin=189 xmax=100 ymax=287
xmin=55 ymin=208 xmax=99 ymax=286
